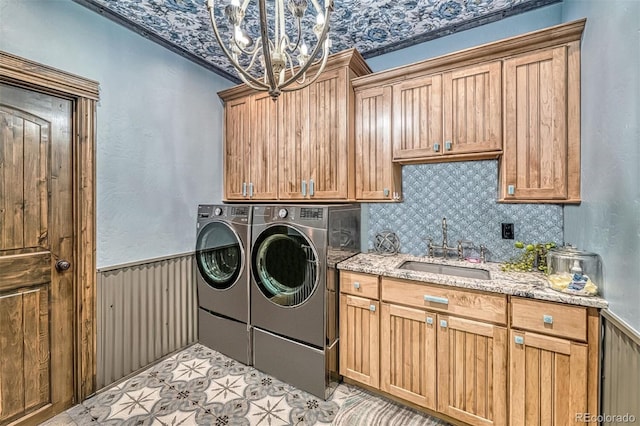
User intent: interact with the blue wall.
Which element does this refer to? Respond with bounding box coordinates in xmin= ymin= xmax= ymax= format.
xmin=0 ymin=0 xmax=234 ymax=268
xmin=561 ymin=0 xmax=640 ymax=332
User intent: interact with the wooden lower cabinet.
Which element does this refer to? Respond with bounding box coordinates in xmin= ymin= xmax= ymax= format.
xmin=339 ymin=294 xmax=379 ymax=388
xmin=380 ymin=303 xmax=437 ymax=410
xmin=509 ymin=330 xmax=588 ymax=426
xmin=437 ymin=315 xmax=508 ymax=426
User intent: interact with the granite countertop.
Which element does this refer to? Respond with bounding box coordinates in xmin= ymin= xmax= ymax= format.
xmin=337 ymin=253 xmax=608 ymax=309
xmin=327 ymin=248 xmax=360 ymax=269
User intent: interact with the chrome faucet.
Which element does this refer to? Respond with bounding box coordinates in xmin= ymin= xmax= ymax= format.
xmin=427 ymin=217 xmax=459 ymax=259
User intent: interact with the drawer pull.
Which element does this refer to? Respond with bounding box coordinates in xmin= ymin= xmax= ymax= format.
xmin=440 ymin=319 xmax=448 ymax=328
xmin=353 ymin=282 xmax=361 ymax=289
xmin=543 ymin=315 xmax=554 ymax=324
xmin=514 ymin=335 xmax=524 ymax=345
xmin=424 ymin=295 xmax=449 ymax=305
xmin=369 ymin=304 xmax=376 ymax=312
xmin=426 ymin=317 xmax=433 ymax=325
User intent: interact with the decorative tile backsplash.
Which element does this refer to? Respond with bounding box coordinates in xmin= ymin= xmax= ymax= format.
xmin=367 ymin=161 xmax=564 ymax=262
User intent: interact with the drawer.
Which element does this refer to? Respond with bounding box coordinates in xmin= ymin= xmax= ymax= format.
xmin=381 ymin=277 xmax=507 ymax=325
xmin=511 ymin=297 xmax=587 ymax=341
xmin=340 ymin=271 xmax=379 ymax=299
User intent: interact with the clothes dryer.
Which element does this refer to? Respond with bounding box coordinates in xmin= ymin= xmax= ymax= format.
xmin=250 ymin=205 xmax=360 ymax=398
xmin=196 ymin=204 xmax=252 ymax=365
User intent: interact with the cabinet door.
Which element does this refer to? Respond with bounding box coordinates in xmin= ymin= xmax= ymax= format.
xmin=339 ymin=294 xmax=379 ymax=388
xmin=308 ymin=68 xmax=349 ymax=199
xmin=437 ymin=315 xmax=507 ymax=426
xmin=443 ymin=61 xmax=502 ymax=155
xmin=278 ymin=88 xmax=309 ymax=200
xmin=380 ymin=303 xmax=436 ymax=410
xmin=249 ymin=92 xmax=278 ymax=199
xmin=392 ymin=75 xmax=443 ymax=160
xmin=354 ymin=86 xmax=401 ymax=201
xmin=224 ymin=97 xmax=250 ymax=200
xmin=510 ymin=330 xmax=588 ymax=426
xmin=502 ymin=46 xmax=569 ymax=201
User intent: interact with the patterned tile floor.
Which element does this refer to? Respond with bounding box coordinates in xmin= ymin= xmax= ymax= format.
xmin=42 ymin=343 xmax=448 ymax=425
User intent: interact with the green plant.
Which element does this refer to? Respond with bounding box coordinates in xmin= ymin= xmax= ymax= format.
xmin=501 ymin=241 xmax=557 ymax=272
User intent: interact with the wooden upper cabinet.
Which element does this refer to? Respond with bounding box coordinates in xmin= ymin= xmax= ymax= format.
xmin=443 ymin=61 xmax=502 ymax=155
xmin=224 ymin=97 xmax=250 ymax=200
xmin=224 ymin=94 xmax=277 ymax=200
xmin=354 ymin=86 xmax=402 ymax=201
xmin=220 ymin=49 xmax=371 ymax=202
xmin=391 ymin=60 xmax=502 ymax=163
xmin=501 ymin=44 xmax=580 ymax=203
xmin=392 ymin=74 xmax=442 ymax=160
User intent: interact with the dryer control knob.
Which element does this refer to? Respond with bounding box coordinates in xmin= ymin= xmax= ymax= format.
xmin=214 ymin=207 xmax=223 ymax=216
xmin=278 ymin=208 xmax=288 ymax=219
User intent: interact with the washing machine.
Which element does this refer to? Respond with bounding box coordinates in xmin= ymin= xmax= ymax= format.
xmin=250 ymin=204 xmax=360 ymax=398
xmin=196 ymin=204 xmax=252 ymax=365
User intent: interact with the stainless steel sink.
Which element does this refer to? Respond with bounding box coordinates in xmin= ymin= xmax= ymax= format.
xmin=398 ymin=261 xmax=491 ymax=280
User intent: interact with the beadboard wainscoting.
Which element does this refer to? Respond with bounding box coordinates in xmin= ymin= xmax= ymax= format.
xmin=601 ymin=311 xmax=640 ymax=424
xmin=96 ymin=253 xmax=198 ymax=390
xmin=367 ymin=160 xmax=564 ymax=261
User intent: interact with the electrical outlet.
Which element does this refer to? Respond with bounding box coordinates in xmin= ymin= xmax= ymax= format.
xmin=502 ymin=223 xmax=514 ymax=239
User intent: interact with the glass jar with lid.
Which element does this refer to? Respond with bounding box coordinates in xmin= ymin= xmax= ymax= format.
xmin=546 ymin=245 xmax=602 ymax=296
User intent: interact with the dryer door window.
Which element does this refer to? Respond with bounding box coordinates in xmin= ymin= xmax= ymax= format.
xmin=252 ymin=225 xmax=318 ymax=307
xmin=196 ymin=222 xmax=243 ymax=290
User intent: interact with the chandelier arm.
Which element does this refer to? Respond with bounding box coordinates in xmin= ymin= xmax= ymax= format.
xmin=257 ymin=0 xmax=279 ymax=96
xmin=281 ymin=39 xmax=330 ymax=92
xmin=278 ymin=4 xmax=331 ymax=90
xmin=207 ymin=1 xmax=270 ymax=90
xmin=285 ymin=19 xmax=303 ymax=54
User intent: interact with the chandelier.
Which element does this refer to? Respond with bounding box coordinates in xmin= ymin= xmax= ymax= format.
xmin=206 ymin=0 xmax=333 ymax=100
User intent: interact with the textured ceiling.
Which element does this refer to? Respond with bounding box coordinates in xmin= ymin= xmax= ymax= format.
xmin=73 ymin=0 xmax=559 ymax=83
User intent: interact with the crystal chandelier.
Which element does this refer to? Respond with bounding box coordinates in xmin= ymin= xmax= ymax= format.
xmin=206 ymin=0 xmax=333 ymax=100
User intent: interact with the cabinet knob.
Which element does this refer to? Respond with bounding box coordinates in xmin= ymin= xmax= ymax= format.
xmin=353 ymin=282 xmax=360 ymax=289
xmin=426 ymin=317 xmax=434 ymax=325
xmin=242 ymin=182 xmax=247 ymax=197
xmin=445 ymin=140 xmax=452 ymax=151
xmin=440 ymin=319 xmax=448 ymax=328
xmin=309 ymin=179 xmax=315 ymax=196
xmin=383 ymin=188 xmax=390 ymax=197
xmin=543 ymin=315 xmax=553 ymax=324
xmin=433 ymin=143 xmax=440 ymax=152
xmin=514 ymin=335 xmax=524 ymax=345
xmin=249 ymin=182 xmax=254 ymax=198
xmin=507 ymin=185 xmax=515 ymax=195
xmin=301 ymin=180 xmax=307 ymax=196
xmin=369 ymin=305 xmax=376 ymax=312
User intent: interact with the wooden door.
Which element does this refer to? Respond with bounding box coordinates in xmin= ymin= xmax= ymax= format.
xmin=437 ymin=315 xmax=507 ymax=426
xmin=354 ymin=86 xmax=400 ymax=201
xmin=339 ymin=294 xmax=379 ymax=388
xmin=278 ymin=88 xmax=309 ymax=200
xmin=0 ymin=84 xmax=74 ymax=424
xmin=308 ymin=69 xmax=349 ymax=200
xmin=443 ymin=61 xmax=502 ymax=155
xmin=510 ymin=330 xmax=588 ymax=426
xmin=392 ymin=74 xmax=442 ymax=160
xmin=380 ymin=303 xmax=436 ymax=410
xmin=249 ymin=92 xmax=278 ymax=200
xmin=502 ymin=46 xmax=568 ymax=201
xmin=224 ymin=97 xmax=250 ymax=200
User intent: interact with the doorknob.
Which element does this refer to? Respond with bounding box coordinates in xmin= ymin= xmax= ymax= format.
xmin=55 ymin=259 xmax=71 ymax=272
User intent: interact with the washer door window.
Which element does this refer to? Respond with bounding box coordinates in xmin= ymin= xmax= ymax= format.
xmin=252 ymin=225 xmax=318 ymax=307
xmin=196 ymin=222 xmax=243 ymax=290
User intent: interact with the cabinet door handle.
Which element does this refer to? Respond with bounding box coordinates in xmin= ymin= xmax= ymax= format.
xmin=440 ymin=319 xmax=448 ymax=328
xmin=242 ymin=182 xmax=247 ymax=197
xmin=514 ymin=335 xmax=524 ymax=345
xmin=383 ymin=188 xmax=390 ymax=197
xmin=353 ymin=282 xmax=360 ymax=289
xmin=433 ymin=143 xmax=440 ymax=152
xmin=507 ymin=185 xmax=515 ymax=195
xmin=424 ymin=295 xmax=449 ymax=305
xmin=309 ymin=179 xmax=315 ymax=196
xmin=301 ymin=180 xmax=307 ymax=196
xmin=445 ymin=140 xmax=452 ymax=151
xmin=426 ymin=317 xmax=434 ymax=325
xmin=369 ymin=304 xmax=376 ymax=312
xmin=249 ymin=182 xmax=254 ymax=198
xmin=543 ymin=315 xmax=553 ymax=324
